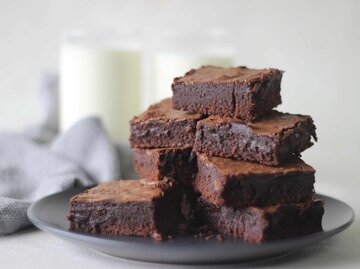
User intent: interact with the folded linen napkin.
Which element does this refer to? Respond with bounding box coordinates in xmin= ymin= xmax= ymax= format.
xmin=0 ymin=73 xmax=136 ymax=234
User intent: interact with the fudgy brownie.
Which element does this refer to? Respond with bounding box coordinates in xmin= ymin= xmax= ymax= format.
xmin=133 ymin=147 xmax=196 ymax=186
xmin=194 ymin=111 xmax=317 ymax=166
xmin=130 ymin=98 xmax=203 ymax=148
xmin=198 ymin=198 xmax=324 ymax=244
xmin=179 ymin=187 xmax=202 ymax=233
xmin=195 ymin=154 xmax=315 ymax=207
xmin=132 ymin=147 xmax=201 ymax=231
xmin=172 ymin=65 xmax=283 ymax=121
xmin=68 ymin=179 xmax=184 ymax=240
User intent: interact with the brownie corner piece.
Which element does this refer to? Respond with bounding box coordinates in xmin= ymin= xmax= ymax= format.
xmin=194 ymin=110 xmax=317 ymax=165
xmin=234 ymin=68 xmax=283 ymax=121
xmin=172 ymin=65 xmax=283 ymax=121
xmin=262 ymin=199 xmax=324 ymax=241
xmin=133 ymin=147 xmax=197 ymax=186
xmin=68 ymin=178 xmax=184 ymax=240
xmin=129 ymin=98 xmax=203 ymax=148
xmin=172 ymin=66 xmax=234 ymax=118
xmin=198 ymin=198 xmax=324 ymax=244
xmin=195 ymin=153 xmax=315 ymax=207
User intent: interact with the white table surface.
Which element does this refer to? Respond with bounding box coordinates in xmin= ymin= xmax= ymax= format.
xmin=0 ymin=167 xmax=359 ymax=269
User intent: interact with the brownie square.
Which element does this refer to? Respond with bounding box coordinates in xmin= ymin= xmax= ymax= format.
xmin=129 ymin=98 xmax=203 ymax=148
xmin=172 ymin=65 xmax=283 ymax=121
xmin=198 ymin=198 xmax=324 ymax=244
xmin=68 ymin=179 xmax=184 ymax=240
xmin=133 ymin=147 xmax=197 ymax=186
xmin=195 ymin=153 xmax=315 ymax=207
xmin=194 ymin=111 xmax=317 ymax=166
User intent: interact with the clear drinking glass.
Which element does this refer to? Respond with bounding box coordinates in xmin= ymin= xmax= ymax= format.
xmin=60 ymin=30 xmax=142 ymax=141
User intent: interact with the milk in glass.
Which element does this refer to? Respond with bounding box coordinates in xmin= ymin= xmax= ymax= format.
xmin=60 ymin=31 xmax=141 ymax=140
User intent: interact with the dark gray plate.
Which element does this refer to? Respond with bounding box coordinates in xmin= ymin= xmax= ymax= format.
xmin=27 ymin=187 xmax=354 ymax=264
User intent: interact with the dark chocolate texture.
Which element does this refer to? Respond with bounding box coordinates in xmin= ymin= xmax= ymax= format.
xmin=133 ymin=147 xmax=197 ymax=186
xmin=130 ymin=98 xmax=203 ymax=148
xmin=195 ymin=153 xmax=315 ymax=207
xmin=68 ymin=179 xmax=184 ymax=240
xmin=198 ymin=198 xmax=324 ymax=244
xmin=172 ymin=65 xmax=283 ymax=121
xmin=194 ymin=110 xmax=317 ymax=165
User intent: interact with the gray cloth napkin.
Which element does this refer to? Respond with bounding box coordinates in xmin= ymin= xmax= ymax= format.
xmin=0 ymin=73 xmax=137 ymax=235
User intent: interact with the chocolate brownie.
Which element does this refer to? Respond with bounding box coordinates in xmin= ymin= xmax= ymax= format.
xmin=179 ymin=187 xmax=202 ymax=233
xmin=172 ymin=65 xmax=283 ymax=121
xmin=194 ymin=111 xmax=317 ymax=166
xmin=133 ymin=147 xmax=196 ymax=186
xmin=198 ymin=198 xmax=324 ymax=244
xmin=195 ymin=154 xmax=315 ymax=207
xmin=130 ymin=98 xmax=203 ymax=148
xmin=68 ymin=179 xmax=184 ymax=240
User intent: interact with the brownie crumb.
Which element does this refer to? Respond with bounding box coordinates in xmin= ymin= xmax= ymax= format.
xmin=216 ymin=234 xmax=224 ymax=241
xmin=204 ymin=234 xmax=213 ymax=240
xmin=196 ymin=231 xmax=213 ymax=240
xmin=192 ymin=225 xmax=214 ymax=240
xmin=151 ymin=232 xmax=163 ymax=241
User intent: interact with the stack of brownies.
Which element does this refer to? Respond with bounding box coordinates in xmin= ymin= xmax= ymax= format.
xmin=69 ymin=65 xmax=324 ymax=243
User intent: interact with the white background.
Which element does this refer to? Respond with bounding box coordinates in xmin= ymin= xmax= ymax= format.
xmin=0 ymin=0 xmax=359 ymax=268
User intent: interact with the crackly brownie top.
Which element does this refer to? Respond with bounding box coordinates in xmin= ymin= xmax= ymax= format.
xmin=131 ymin=98 xmax=202 ymax=122
xmin=200 ymin=110 xmax=316 ymax=137
xmin=71 ymin=179 xmax=174 ymax=203
xmin=198 ymin=154 xmax=315 ymax=176
xmin=173 ymin=65 xmax=283 ymax=85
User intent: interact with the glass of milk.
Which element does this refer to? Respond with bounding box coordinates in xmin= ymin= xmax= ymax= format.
xmin=143 ymin=28 xmax=235 ymax=107
xmin=60 ymin=30 xmax=141 ymax=141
